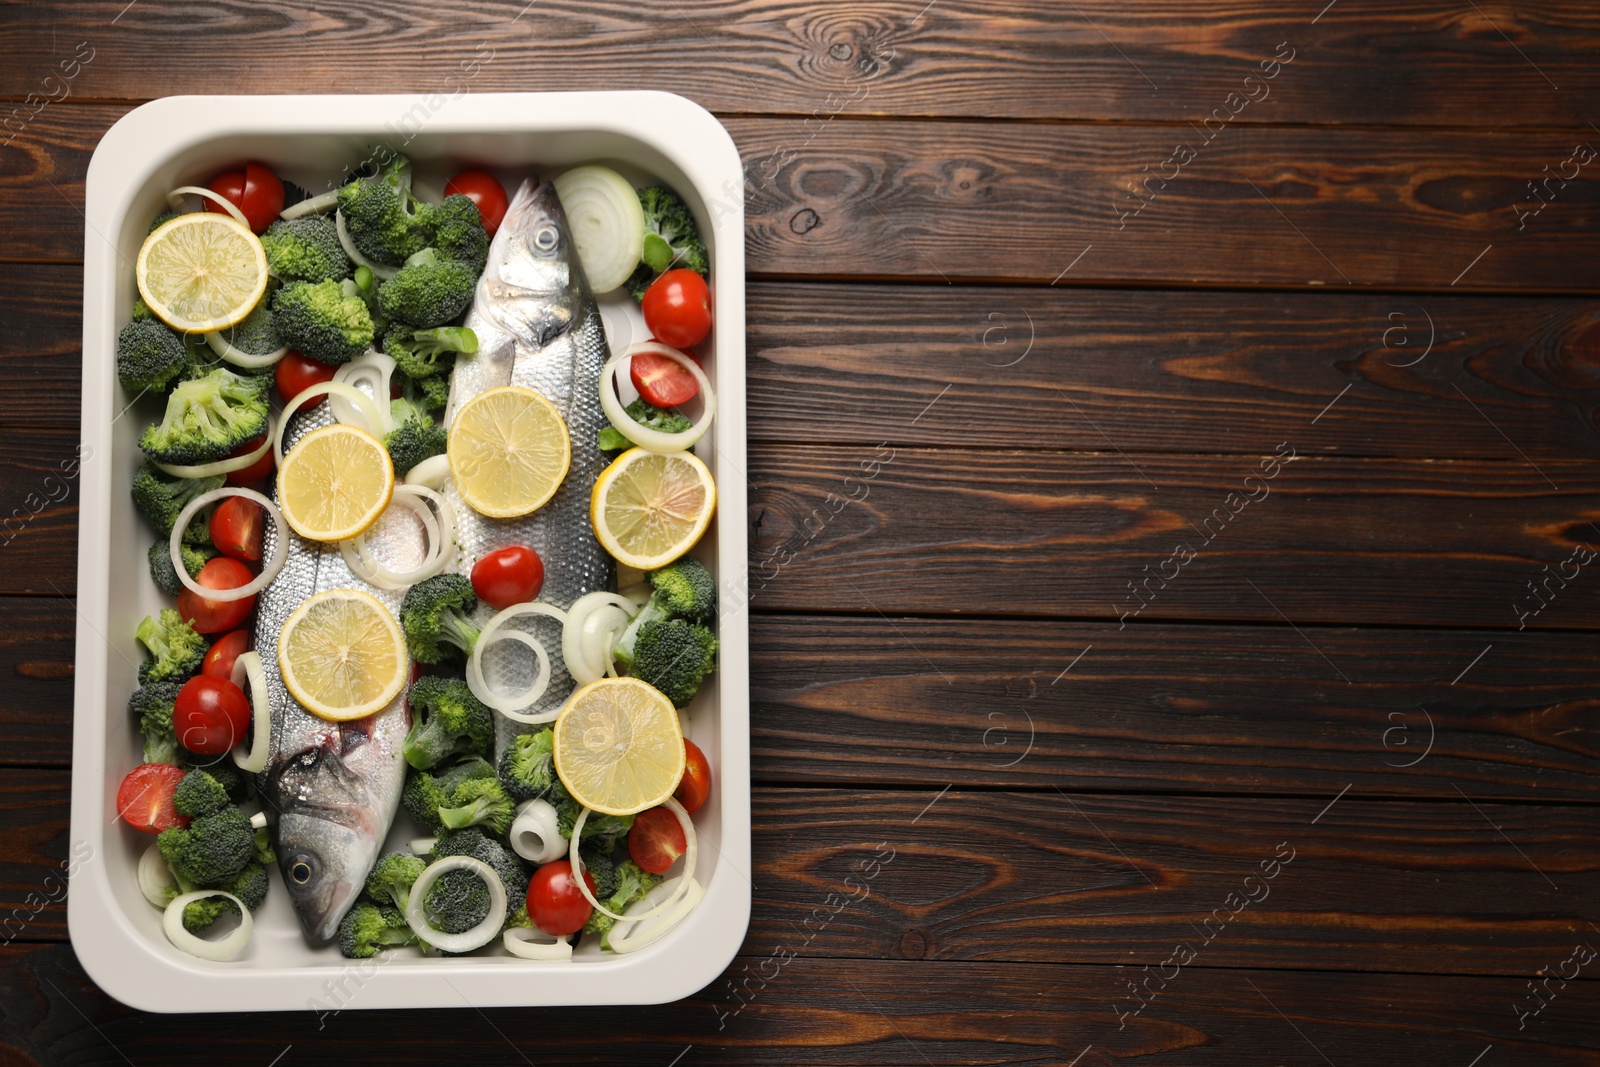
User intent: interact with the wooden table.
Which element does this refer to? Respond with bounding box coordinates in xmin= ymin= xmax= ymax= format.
xmin=2 ymin=1 xmax=1598 ymax=1062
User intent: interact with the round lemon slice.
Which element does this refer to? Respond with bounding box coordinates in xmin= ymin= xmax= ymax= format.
xmin=279 ymin=589 xmax=409 ymax=722
xmin=277 ymin=424 xmax=395 ymax=543
xmin=447 ymin=386 xmax=571 ymax=518
xmin=136 ymin=212 xmax=268 ymax=333
xmin=553 ymin=678 xmax=686 ymax=816
xmin=590 ymin=448 xmax=716 ymax=570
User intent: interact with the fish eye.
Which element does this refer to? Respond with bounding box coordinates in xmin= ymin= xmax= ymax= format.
xmin=533 ymin=225 xmax=560 ymax=252
xmin=288 ymin=855 xmax=316 ymax=885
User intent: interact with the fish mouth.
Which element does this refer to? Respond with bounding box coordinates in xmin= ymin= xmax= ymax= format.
xmin=270 ymin=748 xmax=382 ymax=943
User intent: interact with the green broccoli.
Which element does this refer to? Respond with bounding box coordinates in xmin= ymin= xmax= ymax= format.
xmin=438 ymin=777 xmax=514 ymax=835
xmin=615 ymin=556 xmax=717 ymax=667
xmin=423 ymin=867 xmax=493 ymax=934
xmin=147 ymin=210 xmax=178 ymax=236
xmin=383 ymin=324 xmax=477 ymax=381
xmin=206 ymin=302 xmax=282 ymax=362
xmin=273 ymin=279 xmax=375 ymax=365
xmin=430 ymin=194 xmax=490 ymax=273
xmin=384 ymin=412 xmax=447 ymax=477
xmin=138 ymin=368 xmax=271 ymax=466
xmin=505 ymin=903 xmax=533 ymax=930
xmin=172 ymin=769 xmax=232 ymax=818
xmin=630 ymin=618 xmax=717 ymax=708
xmin=178 ymin=859 xmax=270 ymax=935
xmin=401 ymin=674 xmax=493 ymax=769
xmin=184 ymin=759 xmax=249 ymax=804
xmin=365 ymin=851 xmax=427 ymax=912
xmin=581 ymin=859 xmax=663 ymax=948
xmin=254 ymin=826 xmax=274 ymax=866
xmin=624 ymin=185 xmax=709 ymax=301
xmin=401 ymin=756 xmax=495 ymax=833
xmin=116 ymin=319 xmax=190 ymax=394
xmin=340 ymin=264 xmax=387 ymax=331
xmin=336 ymin=155 xmax=433 ymax=266
xmin=261 ymin=216 xmax=351 ymax=284
xmin=551 ymin=783 xmax=635 ymax=845
xmin=135 ymin=609 xmax=205 ymax=685
xmin=400 ymin=574 xmax=483 ymax=666
xmin=431 ymin=827 xmax=529 ymax=908
xmin=598 ymin=398 xmax=693 ymax=454
xmin=131 ymin=297 xmax=154 ymax=321
xmin=377 ymin=248 xmax=476 ymax=329
xmin=337 ymin=900 xmax=422 ymax=958
xmin=158 ymin=803 xmax=255 ymax=886
xmin=579 ymin=839 xmax=619 ymax=899
xmin=131 ymin=461 xmax=222 ymax=546
xmin=496 ymin=728 xmax=558 ymax=804
xmin=148 ymin=539 xmax=213 ymax=597
xmin=129 ymin=681 xmax=182 ymax=765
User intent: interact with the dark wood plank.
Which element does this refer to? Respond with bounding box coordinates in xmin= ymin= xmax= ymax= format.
xmin=747 ymin=446 xmax=1600 ymax=629
xmin=2 ymin=944 xmax=1596 ymax=1064
xmin=3 ymin=1 xmax=1599 ymax=126
xmin=0 ymin=426 xmax=89 ymax=597
xmin=0 ymin=598 xmax=75 ymax=765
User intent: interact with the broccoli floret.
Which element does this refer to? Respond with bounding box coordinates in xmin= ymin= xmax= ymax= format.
xmin=180 ymin=859 xmax=270 ymax=935
xmin=496 ymin=728 xmax=558 ymax=804
xmin=615 ymin=557 xmax=717 ymax=667
xmin=131 ymin=461 xmax=222 ymax=546
xmin=505 ymin=903 xmax=533 ymax=930
xmin=551 ymin=784 xmax=635 ymax=845
xmin=148 ymin=539 xmax=213 ymax=597
xmin=624 ymin=186 xmax=709 ymax=301
xmin=129 ymin=681 xmax=182 ymax=765
xmin=630 ymin=619 xmax=717 ymax=708
xmin=430 ymin=194 xmax=490 ymax=273
xmin=138 ymin=368 xmax=271 ymax=466
xmin=431 ymin=827 xmax=529 ymax=908
xmin=402 ymin=674 xmax=493 ymax=769
xmin=172 ymin=769 xmax=232 ymax=817
xmin=365 ymin=851 xmax=426 ymax=912
xmin=337 ymin=900 xmax=421 ymax=958
xmin=183 ymin=759 xmax=249 ymax=804
xmin=383 ymin=324 xmax=477 ymax=381
xmin=135 ymin=608 xmax=205 ymax=685
xmin=131 ymin=297 xmax=154 ymax=321
xmin=400 ymin=574 xmax=483 ymax=667
xmin=423 ymin=867 xmax=493 ymax=934
xmin=340 ymin=264 xmax=387 ymax=332
xmin=336 ymin=155 xmax=433 ymax=266
xmin=261 ymin=216 xmax=351 ymax=284
xmin=147 ymin=210 xmax=178 ymax=236
xmin=402 ymin=756 xmax=495 ymax=833
xmin=384 ymin=413 xmax=447 ymax=477
xmin=579 ymin=840 xmax=619 ymax=899
xmin=208 ymin=302 xmax=282 ymax=362
xmin=116 ymin=319 xmax=190 ymax=394
xmin=272 ymin=279 xmax=375 ymax=365
xmin=419 ymin=374 xmax=450 ymax=415
xmin=254 ymin=826 xmax=274 ymax=865
xmin=377 ymin=248 xmax=476 ymax=329
xmin=598 ymin=398 xmax=693 ymax=454
xmin=582 ymin=859 xmax=663 ymax=948
xmin=438 ymin=777 xmax=514 ymax=835
xmin=158 ymin=804 xmax=254 ymax=886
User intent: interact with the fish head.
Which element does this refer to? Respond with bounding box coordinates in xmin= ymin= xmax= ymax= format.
xmin=268 ymin=744 xmax=384 ymax=942
xmin=479 ymin=178 xmax=588 ymax=350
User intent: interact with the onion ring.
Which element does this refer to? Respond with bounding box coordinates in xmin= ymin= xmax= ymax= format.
xmin=468 ymin=602 xmax=569 ymax=721
xmin=404 ymin=855 xmax=506 ymax=953
xmin=163 ymin=890 xmax=253 ymax=961
xmin=601 ymin=343 xmax=716 ymax=452
xmin=229 ymin=651 xmax=270 ymax=773
xmin=508 ymin=798 xmax=565 ymax=864
xmin=279 ymin=189 xmax=340 ymax=220
xmin=340 ymin=485 xmax=455 ymax=589
xmin=609 ymin=875 xmax=706 ymax=954
xmin=153 ymin=420 xmax=274 ymax=479
xmin=138 ymin=841 xmax=179 ymax=908
xmin=274 ymin=380 xmax=386 ymax=466
xmin=570 ymin=798 xmax=697 ymax=923
xmin=404 ymin=454 xmax=452 ymax=490
xmin=170 ymin=487 xmax=287 ymax=603
xmin=204 ymin=331 xmax=288 ymax=370
xmin=166 ymin=186 xmax=249 ymax=228
xmin=469 ymin=630 xmax=552 ymax=722
xmin=562 ymin=591 xmax=636 ymax=686
xmin=332 ymin=351 xmax=397 ymax=432
xmin=335 ymin=210 xmax=399 ymax=280
xmin=503 ymin=927 xmax=574 ymax=961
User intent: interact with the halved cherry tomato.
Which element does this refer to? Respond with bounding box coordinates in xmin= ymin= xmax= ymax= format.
xmin=205 ymin=162 xmax=284 ymax=233
xmin=116 ymin=763 xmax=189 ymax=834
xmin=470 ymin=545 xmax=544 ymax=610
xmin=224 ymin=435 xmax=274 ymax=487
xmin=174 ymin=675 xmax=252 ymax=756
xmin=177 ymin=557 xmax=256 ymax=634
xmin=275 ymin=350 xmax=337 ymax=407
xmin=641 ymin=269 xmax=712 ymax=349
xmin=201 ymin=630 xmax=251 ymax=680
xmin=444 ymin=170 xmax=509 ymax=238
xmin=630 ymin=347 xmax=699 ymax=409
xmin=628 ymin=805 xmax=688 ymax=874
xmin=210 ymin=496 xmax=263 ymax=562
xmin=527 ymin=860 xmax=596 ymax=936
xmin=675 ymin=738 xmax=712 ymax=815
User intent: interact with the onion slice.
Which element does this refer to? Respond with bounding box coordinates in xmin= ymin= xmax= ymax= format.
xmin=508 ymin=798 xmax=565 ymax=864
xmin=229 ymin=651 xmax=271 ymax=773
xmin=468 ymin=602 xmax=569 ymax=722
xmin=404 ymin=454 xmax=452 ymax=490
xmin=404 ymin=855 xmax=506 ymax=953
xmin=280 ymin=189 xmax=341 ymax=220
xmin=335 ymin=210 xmax=399 ymax=280
xmin=166 ymin=186 xmax=249 ymax=228
xmin=503 ymin=927 xmax=574 ymax=961
xmin=138 ymin=841 xmax=179 ymax=908
xmin=601 ymin=343 xmax=716 ymax=452
xmin=609 ymin=875 xmax=706 ymax=954
xmin=563 ymin=591 xmax=636 ymax=686
xmin=274 ymin=380 xmax=386 ymax=466
xmin=170 ymin=487 xmax=287 ymax=603
xmin=163 ymin=890 xmax=253 ymax=961
xmin=331 ymin=351 xmax=397 ymax=433
xmin=551 ymin=165 xmax=646 ymax=294
xmin=409 ymin=837 xmax=438 ymax=857
xmin=340 ymin=485 xmax=456 ymax=589
xmin=153 ymin=420 xmax=274 ymax=479
xmin=570 ymin=798 xmax=697 ymax=923
xmin=204 ymin=331 xmax=288 ymax=370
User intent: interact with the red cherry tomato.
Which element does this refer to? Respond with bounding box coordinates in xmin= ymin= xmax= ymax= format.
xmin=444 ymin=170 xmax=509 ymax=238
xmin=174 ymin=675 xmax=252 ymax=756
xmin=527 ymin=860 xmax=596 ymax=936
xmin=177 ymin=557 xmax=256 ymax=634
xmin=275 ymin=350 xmax=337 ymax=407
xmin=675 ymin=739 xmax=712 ymax=815
xmin=210 ymin=496 xmax=263 ymax=562
xmin=629 ymin=348 xmax=699 ymax=409
xmin=224 ymin=436 xmax=274 ymax=487
xmin=628 ymin=805 xmax=688 ymax=874
xmin=116 ymin=763 xmax=190 ymax=834
xmin=201 ymin=630 xmax=251 ymax=680
xmin=470 ymin=546 xmax=544 ymax=610
xmin=205 ymin=162 xmax=283 ymax=233
xmin=205 ymin=170 xmax=245 ymax=216
xmin=641 ymin=269 xmax=712 ymax=349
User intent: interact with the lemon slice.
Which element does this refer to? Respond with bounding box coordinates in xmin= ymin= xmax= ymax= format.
xmin=447 ymin=386 xmax=571 ymax=518
xmin=136 ymin=212 xmax=268 ymax=333
xmin=277 ymin=424 xmax=395 ymax=542
xmin=553 ymin=678 xmax=686 ymax=816
xmin=590 ymin=447 xmax=716 ymax=570
xmin=279 ymin=589 xmax=409 ymax=721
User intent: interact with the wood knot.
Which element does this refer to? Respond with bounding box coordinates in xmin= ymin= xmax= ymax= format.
xmin=900 ymin=927 xmax=928 ymax=959
xmin=790 ymin=208 xmax=821 ymax=234
xmin=829 ymin=42 xmax=854 ymax=61
xmin=1567 ymin=317 xmax=1600 ymax=367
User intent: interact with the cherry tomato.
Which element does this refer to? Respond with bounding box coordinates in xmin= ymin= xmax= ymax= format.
xmin=204 ymin=162 xmax=284 ymax=233
xmin=201 ymin=630 xmax=251 ymax=680
xmin=628 ymin=805 xmax=688 ymax=874
xmin=275 ymin=350 xmax=337 ymax=406
xmin=224 ymin=436 xmax=274 ymax=487
xmin=470 ymin=546 xmax=544 ymax=610
xmin=205 ymin=170 xmax=245 ymax=216
xmin=174 ymin=675 xmax=252 ymax=756
xmin=444 ymin=170 xmax=509 ymax=238
xmin=210 ymin=496 xmax=263 ymax=562
xmin=675 ymin=739 xmax=712 ymax=815
xmin=527 ymin=860 xmax=596 ymax=936
xmin=630 ymin=347 xmax=699 ymax=409
xmin=116 ymin=763 xmax=189 ymax=834
xmin=177 ymin=557 xmax=256 ymax=634
xmin=641 ymin=269 xmax=712 ymax=349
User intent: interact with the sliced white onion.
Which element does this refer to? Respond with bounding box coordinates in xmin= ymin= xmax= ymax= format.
xmin=248 ymin=810 xmax=268 ymax=830
xmin=570 ymin=797 xmax=697 ymax=923
xmin=162 ymin=890 xmax=253 ymax=961
xmin=468 ymin=602 xmax=569 ymax=722
xmin=405 ymin=454 xmax=452 ymax=490
xmin=609 ymin=875 xmax=706 ymax=954
xmin=340 ymin=485 xmax=455 ymax=589
xmin=551 ymin=165 xmax=646 ymax=294
xmin=169 ymin=487 xmax=287 ymax=603
xmin=204 ymin=330 xmax=288 ymax=370
xmin=166 ymin=186 xmax=249 ymax=228
xmin=409 ymin=837 xmax=438 ymax=856
xmin=138 ymin=841 xmax=179 ymax=908
xmin=508 ymin=798 xmax=565 ymax=864
xmin=229 ymin=651 xmax=270 ymax=773
xmin=601 ymin=343 xmax=716 ymax=452
xmin=332 ymin=351 xmax=397 ymax=433
xmin=152 ymin=420 xmax=274 ymax=479
xmin=274 ymin=380 xmax=386 ymax=467
xmin=503 ymin=927 xmax=573 ymax=960
xmin=563 ymin=592 xmax=636 ymax=686
xmin=280 ymin=189 xmax=341 ymax=220
xmin=335 ymin=210 xmax=399 ymax=280
xmin=404 ymin=855 xmax=506 ymax=954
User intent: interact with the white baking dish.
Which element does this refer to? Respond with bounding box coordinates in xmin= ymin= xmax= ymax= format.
xmin=70 ymin=93 xmax=748 ymax=1013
